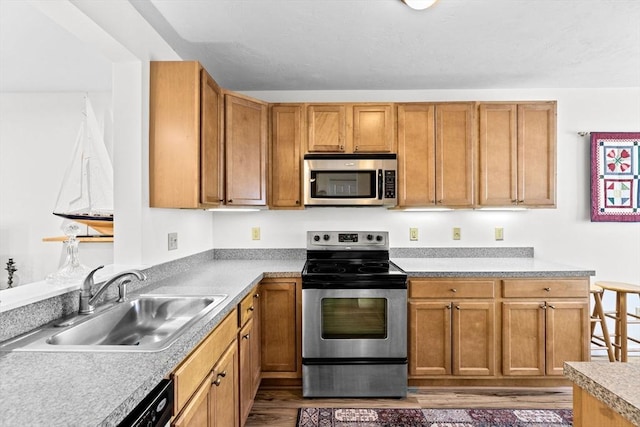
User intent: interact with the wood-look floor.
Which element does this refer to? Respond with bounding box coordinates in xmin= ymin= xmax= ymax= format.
xmin=246 ymin=386 xmax=573 ymax=427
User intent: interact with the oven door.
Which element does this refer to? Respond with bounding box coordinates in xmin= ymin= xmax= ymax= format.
xmin=302 ymin=287 xmax=407 ymax=359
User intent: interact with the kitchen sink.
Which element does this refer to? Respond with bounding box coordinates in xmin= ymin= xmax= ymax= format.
xmin=0 ymin=294 xmax=228 ymax=352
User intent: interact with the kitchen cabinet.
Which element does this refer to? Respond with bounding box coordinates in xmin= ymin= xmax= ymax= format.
xmin=172 ymin=308 xmax=239 ymax=427
xmin=225 ymin=92 xmax=268 ymax=206
xmin=397 ymin=102 xmax=475 ymax=207
xmin=238 ymin=287 xmax=261 ymax=426
xmin=270 ymin=104 xmax=303 ymax=208
xmin=150 ymin=61 xmax=224 ymax=208
xmin=409 ymin=279 xmax=496 ymax=377
xmin=259 ymin=278 xmax=302 ymax=383
xmin=478 ymin=102 xmax=556 ymax=207
xmin=306 ymin=103 xmax=395 ymax=153
xmin=502 ymin=279 xmax=589 ymax=376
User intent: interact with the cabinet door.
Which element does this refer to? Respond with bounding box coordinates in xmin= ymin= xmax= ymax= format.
xmin=260 ymin=279 xmax=301 ymax=378
xmin=210 ymin=341 xmax=239 ymax=427
xmin=239 ymin=318 xmax=257 ymax=424
xmin=502 ymin=302 xmax=546 ymax=376
xmin=435 ymin=103 xmax=475 ymax=206
xmin=397 ymin=104 xmax=436 ymax=207
xmin=307 ymin=104 xmax=347 ymax=152
xmin=517 ymin=103 xmax=556 ymax=206
xmin=546 ymin=301 xmax=589 ymax=376
xmin=270 ymin=105 xmax=303 ymax=208
xmin=200 ymin=69 xmax=224 ymax=207
xmin=409 ymin=301 xmax=451 ymax=376
xmin=225 ymin=93 xmax=268 ymax=205
xmin=352 ymin=104 xmax=394 ymax=152
xmin=478 ymin=103 xmax=518 ymax=206
xmin=452 ymin=301 xmax=496 ymax=376
xmin=172 ymin=372 xmax=212 ymax=427
xmin=149 ymin=61 xmax=201 ymax=208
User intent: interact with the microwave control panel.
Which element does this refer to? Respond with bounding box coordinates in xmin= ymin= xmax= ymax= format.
xmin=384 ymin=170 xmax=396 ymax=199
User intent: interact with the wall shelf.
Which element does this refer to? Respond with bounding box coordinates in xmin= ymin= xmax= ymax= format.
xmin=42 ymin=236 xmax=113 ymax=243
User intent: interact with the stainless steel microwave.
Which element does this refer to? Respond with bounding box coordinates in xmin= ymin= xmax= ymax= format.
xmin=303 ymin=154 xmax=397 ymax=207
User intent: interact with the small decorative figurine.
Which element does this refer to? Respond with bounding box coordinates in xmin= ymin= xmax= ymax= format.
xmin=5 ymin=258 xmax=17 ymax=288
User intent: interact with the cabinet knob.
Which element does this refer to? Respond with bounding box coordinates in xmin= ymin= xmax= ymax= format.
xmin=455 ymin=305 xmax=460 ymax=310
xmin=340 ymin=145 xmax=345 ymax=150
xmin=228 ymin=199 xmax=233 ymax=203
xmin=354 ymin=145 xmax=359 ymax=151
xmin=446 ymin=303 xmax=452 ymax=309
xmin=548 ymin=304 xmax=555 ymax=309
xmin=243 ymin=333 xmax=250 ymax=340
xmin=219 ymin=370 xmax=227 ymax=378
xmin=254 ymin=293 xmax=260 ymax=299
xmin=512 ymin=200 xmax=518 ymax=204
xmin=296 ymin=200 xmax=300 ymax=205
xmin=540 ymin=304 xmax=547 ymax=309
xmin=544 ymin=287 xmax=551 ymax=292
xmin=450 ymin=288 xmax=457 ymax=293
xmin=437 ymin=200 xmax=443 ymax=204
xmin=518 ymin=200 xmax=525 ymax=203
xmin=249 ymin=306 xmax=255 ymax=311
xmin=213 ymin=378 xmax=222 ymax=386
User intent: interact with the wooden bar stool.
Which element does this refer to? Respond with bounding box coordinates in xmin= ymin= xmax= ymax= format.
xmin=589 ymin=284 xmax=615 ymax=361
xmin=595 ymin=281 xmax=640 ymax=362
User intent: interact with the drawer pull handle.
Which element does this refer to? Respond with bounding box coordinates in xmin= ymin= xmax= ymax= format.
xmin=450 ymin=288 xmax=457 ymax=293
xmin=544 ymin=287 xmax=551 ymax=292
xmin=249 ymin=306 xmax=255 ymax=311
xmin=213 ymin=370 xmax=227 ymax=386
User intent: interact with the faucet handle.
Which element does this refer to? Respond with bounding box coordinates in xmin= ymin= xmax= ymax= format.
xmin=82 ymin=265 xmax=105 ymax=294
xmin=117 ymin=279 xmax=131 ymax=303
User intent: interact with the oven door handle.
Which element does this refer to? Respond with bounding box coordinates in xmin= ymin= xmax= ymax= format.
xmin=377 ymin=169 xmax=383 ymax=200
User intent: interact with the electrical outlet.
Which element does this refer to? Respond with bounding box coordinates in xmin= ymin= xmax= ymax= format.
xmin=495 ymin=227 xmax=504 ymax=241
xmin=168 ymin=232 xmax=178 ymax=251
xmin=453 ymin=227 xmax=461 ymax=240
xmin=251 ymin=227 xmax=261 ymax=240
xmin=409 ymin=227 xmax=419 ymax=241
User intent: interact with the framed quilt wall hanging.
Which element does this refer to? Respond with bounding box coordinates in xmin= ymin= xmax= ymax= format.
xmin=590 ymin=131 xmax=640 ymax=222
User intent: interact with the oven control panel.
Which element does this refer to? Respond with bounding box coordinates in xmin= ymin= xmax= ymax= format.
xmin=307 ymin=231 xmax=388 ymax=249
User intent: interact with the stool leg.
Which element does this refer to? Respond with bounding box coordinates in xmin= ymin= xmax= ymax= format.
xmin=620 ymin=292 xmax=628 ymax=362
xmin=594 ymin=292 xmax=615 ymax=362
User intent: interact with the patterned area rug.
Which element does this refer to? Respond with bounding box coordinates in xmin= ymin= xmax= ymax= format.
xmin=296 ymin=407 xmax=573 ymax=426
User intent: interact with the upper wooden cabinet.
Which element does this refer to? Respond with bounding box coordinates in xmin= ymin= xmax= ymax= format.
xmin=397 ymin=103 xmax=475 ymax=207
xmin=478 ymin=102 xmax=557 ymax=207
xmin=224 ymin=92 xmax=268 ymax=206
xmin=306 ymin=103 xmax=395 ymax=153
xmin=150 ymin=61 xmax=224 ymax=208
xmin=270 ymin=104 xmax=303 ymax=208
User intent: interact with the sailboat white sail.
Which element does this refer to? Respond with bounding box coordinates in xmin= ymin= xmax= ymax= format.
xmin=52 ymin=94 xmax=114 ymax=235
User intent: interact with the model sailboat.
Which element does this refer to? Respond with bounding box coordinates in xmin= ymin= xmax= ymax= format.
xmin=52 ymin=94 xmax=113 ymax=235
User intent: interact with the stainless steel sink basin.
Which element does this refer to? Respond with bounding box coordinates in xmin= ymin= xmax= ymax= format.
xmin=0 ymin=294 xmax=228 ymax=352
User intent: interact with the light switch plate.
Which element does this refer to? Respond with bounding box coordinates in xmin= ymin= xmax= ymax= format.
xmin=252 ymin=227 xmax=261 ymax=240
xmin=495 ymin=227 xmax=504 ymax=241
xmin=453 ymin=227 xmax=461 ymax=240
xmin=409 ymin=227 xmax=418 ymax=241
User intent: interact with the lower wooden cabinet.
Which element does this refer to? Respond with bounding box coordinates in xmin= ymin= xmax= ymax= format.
xmin=409 ymin=279 xmax=496 ymax=378
xmin=238 ymin=287 xmax=261 ymax=426
xmin=172 ymin=309 xmax=239 ymax=427
xmin=259 ymin=278 xmax=302 ymax=381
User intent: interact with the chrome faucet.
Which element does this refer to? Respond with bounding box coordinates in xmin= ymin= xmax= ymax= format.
xmin=78 ymin=266 xmax=147 ymax=314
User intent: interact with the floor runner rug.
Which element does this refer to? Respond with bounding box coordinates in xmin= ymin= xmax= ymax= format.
xmin=296 ymin=407 xmax=573 ymax=426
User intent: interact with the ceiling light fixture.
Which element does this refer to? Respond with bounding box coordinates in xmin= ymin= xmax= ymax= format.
xmin=401 ymin=0 xmax=439 ymax=10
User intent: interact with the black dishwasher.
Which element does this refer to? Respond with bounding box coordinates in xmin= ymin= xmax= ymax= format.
xmin=118 ymin=379 xmax=173 ymax=427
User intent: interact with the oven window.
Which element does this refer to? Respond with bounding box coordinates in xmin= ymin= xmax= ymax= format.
xmin=321 ymin=298 xmax=387 ymax=339
xmin=311 ymin=171 xmax=376 ymax=198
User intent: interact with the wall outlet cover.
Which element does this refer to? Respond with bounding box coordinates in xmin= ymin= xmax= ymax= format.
xmin=453 ymin=227 xmax=461 ymax=240
xmin=409 ymin=227 xmax=418 ymax=241
xmin=495 ymin=227 xmax=504 ymax=241
xmin=251 ymin=227 xmax=261 ymax=240
xmin=168 ymin=232 xmax=178 ymax=251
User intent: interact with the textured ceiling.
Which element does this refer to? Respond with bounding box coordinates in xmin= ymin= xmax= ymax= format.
xmin=133 ymin=0 xmax=640 ymax=91
xmin=1 ymin=0 xmax=639 ymax=92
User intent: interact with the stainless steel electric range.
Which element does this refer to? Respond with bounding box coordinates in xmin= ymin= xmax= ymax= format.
xmin=301 ymin=231 xmax=408 ymax=398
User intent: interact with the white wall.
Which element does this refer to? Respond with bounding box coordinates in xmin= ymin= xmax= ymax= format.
xmin=0 ymin=92 xmax=114 ymax=287
xmin=213 ymin=88 xmax=640 ymax=294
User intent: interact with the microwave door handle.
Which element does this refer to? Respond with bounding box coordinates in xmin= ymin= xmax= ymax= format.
xmin=377 ymin=169 xmax=383 ymax=200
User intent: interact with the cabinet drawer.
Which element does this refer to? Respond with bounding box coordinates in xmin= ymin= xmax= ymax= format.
xmin=239 ymin=286 xmax=259 ymax=326
xmin=173 ymin=308 xmax=237 ymax=411
xmin=502 ymin=279 xmax=588 ymax=298
xmin=409 ymin=279 xmax=495 ymax=299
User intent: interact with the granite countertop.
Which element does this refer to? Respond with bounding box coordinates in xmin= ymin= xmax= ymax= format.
xmin=394 ymin=257 xmax=595 ymax=277
xmin=564 ymin=361 xmax=640 ymax=426
xmin=0 ymin=255 xmax=594 ymax=426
